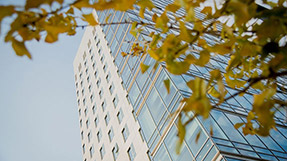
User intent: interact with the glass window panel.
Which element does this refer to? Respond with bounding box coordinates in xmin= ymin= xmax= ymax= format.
xmin=203 ymin=146 xmax=217 ymax=161
xmin=135 ymin=71 xmax=148 ymax=90
xmin=129 ymin=83 xmax=140 ymax=106
xmin=138 ymin=104 xmax=156 ymax=141
xmin=155 ymin=70 xmax=176 ymax=107
xmin=225 ymin=113 xmax=265 ymax=148
xmin=177 ymin=145 xmax=194 ymax=161
xmin=112 ymin=143 xmax=119 ymax=161
xmin=100 ymin=145 xmax=105 ymax=159
xmin=127 ymin=144 xmax=136 ymax=161
xmin=184 ymin=118 xmax=207 ymax=155
xmin=108 ymin=127 xmax=114 ymax=142
xmin=196 ymin=139 xmax=212 ymax=161
xmin=211 ymin=110 xmax=247 ymax=144
xmin=153 ymin=144 xmax=172 ymax=161
xmin=146 ymin=88 xmax=167 ymax=124
xmin=270 ymin=129 xmax=287 ymax=151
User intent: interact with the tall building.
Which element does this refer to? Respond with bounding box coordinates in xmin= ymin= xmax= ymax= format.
xmin=73 ymin=2 xmax=287 ymax=161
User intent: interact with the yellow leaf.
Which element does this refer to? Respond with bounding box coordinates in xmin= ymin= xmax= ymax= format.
xmin=105 ymin=14 xmax=112 ymax=23
xmin=82 ymin=13 xmax=98 ymax=26
xmin=186 ymin=7 xmax=195 ymax=22
xmin=210 ymin=126 xmax=213 ymax=136
xmin=73 ymin=0 xmax=91 ymax=9
xmin=178 ymin=21 xmax=196 ymax=43
xmin=121 ymin=52 xmax=128 ymax=57
xmin=25 ymin=0 xmax=43 ymax=10
xmin=155 ymin=11 xmax=169 ymax=33
xmin=137 ymin=0 xmax=154 ymax=18
xmin=201 ymin=6 xmax=212 ymax=15
xmin=166 ymin=60 xmax=190 ymax=75
xmin=0 ymin=6 xmax=15 ymax=32
xmin=140 ymin=63 xmax=149 ymax=73
xmin=197 ymin=38 xmax=207 ymax=48
xmin=67 ymin=7 xmax=74 ymax=15
xmin=176 ymin=114 xmax=186 ymax=154
xmin=208 ymin=86 xmax=220 ymax=98
xmin=139 ymin=8 xmax=145 ymax=18
xmin=234 ymin=123 xmax=244 ymax=129
xmin=11 ymin=39 xmax=32 ymax=59
xmin=226 ymin=0 xmax=251 ymax=26
xmin=25 ymin=0 xmax=63 ymax=10
xmin=209 ymin=39 xmax=235 ymax=55
xmin=164 ymin=79 xmax=170 ymax=94
xmin=195 ymin=50 xmax=210 ymax=67
xmin=166 ymin=3 xmax=180 ymax=13
xmin=152 ymin=13 xmax=158 ymax=22
xmin=193 ymin=21 xmax=204 ymax=32
xmin=130 ymin=21 xmax=138 ymax=37
xmin=195 ymin=131 xmax=201 ymax=143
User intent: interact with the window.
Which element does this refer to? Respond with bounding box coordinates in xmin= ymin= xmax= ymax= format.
xmin=101 ymin=100 xmax=106 ymax=111
xmin=90 ymin=94 xmax=94 ymax=103
xmin=122 ymin=125 xmax=129 ymax=142
xmin=100 ymin=145 xmax=105 ymax=159
xmin=79 ymin=109 xmax=81 ymax=116
xmin=106 ymin=72 xmax=111 ymax=83
xmin=112 ymin=95 xmax=119 ymax=108
xmin=76 ymin=82 xmax=78 ymax=88
xmin=77 ymin=99 xmax=80 ymax=105
xmin=98 ymin=47 xmax=102 ymax=55
xmin=77 ymin=90 xmax=79 ymax=96
xmin=97 ymin=129 xmax=102 ymax=142
xmin=80 ymin=119 xmax=82 ymax=127
xmin=82 ymin=89 xmax=84 ymax=96
xmin=100 ymin=54 xmax=105 ymax=63
xmin=80 ymin=81 xmax=83 ymax=87
xmin=85 ymin=68 xmax=88 ymax=75
xmin=92 ymin=105 xmax=96 ymax=114
xmin=80 ymin=73 xmax=83 ymax=79
xmin=112 ymin=144 xmax=119 ymax=160
xmin=103 ymin=63 xmax=107 ymax=73
xmin=88 ymin=132 xmax=91 ymax=142
xmin=86 ymin=119 xmax=90 ymax=129
xmin=84 ymin=108 xmax=88 ymax=116
xmin=92 ymin=63 xmax=96 ymax=69
xmin=104 ymin=113 xmax=110 ymax=126
xmin=91 ymin=55 xmax=94 ymax=61
xmin=127 ymin=144 xmax=136 ymax=161
xmin=89 ymin=145 xmax=94 ymax=158
xmin=87 ymin=76 xmax=90 ymax=83
xmin=94 ymin=71 xmax=98 ymax=78
xmin=108 ymin=127 xmax=114 ymax=142
xmin=96 ymin=78 xmax=101 ymax=88
xmin=81 ymin=131 xmax=83 ymax=140
xmin=109 ymin=83 xmax=115 ymax=94
xmin=88 ymin=85 xmax=92 ymax=92
xmin=83 ymin=98 xmax=86 ymax=106
xmin=88 ymin=39 xmax=91 ymax=48
xmin=94 ymin=117 xmax=98 ymax=127
xmin=84 ymin=61 xmax=87 ymax=67
xmin=82 ymin=144 xmax=85 ymax=154
xmin=99 ymin=89 xmax=103 ymax=99
xmin=117 ymin=108 xmax=124 ymax=124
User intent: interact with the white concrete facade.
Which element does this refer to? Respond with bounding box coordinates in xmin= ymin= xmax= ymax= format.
xmin=73 ymin=12 xmax=150 ymax=161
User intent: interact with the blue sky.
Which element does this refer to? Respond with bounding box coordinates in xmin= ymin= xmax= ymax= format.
xmin=0 ymin=1 xmax=84 ymax=161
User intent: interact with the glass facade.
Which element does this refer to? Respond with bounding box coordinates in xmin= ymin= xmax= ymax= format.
xmin=93 ymin=1 xmax=287 ymax=160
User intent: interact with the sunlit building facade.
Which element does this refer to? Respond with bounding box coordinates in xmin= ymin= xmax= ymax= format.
xmin=73 ymin=1 xmax=287 ymax=161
